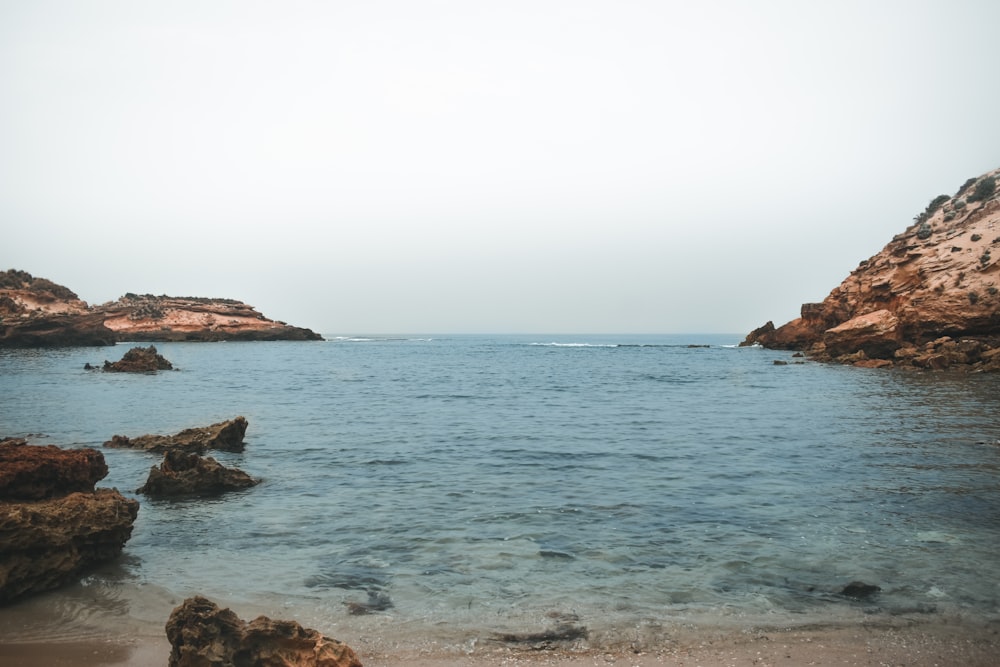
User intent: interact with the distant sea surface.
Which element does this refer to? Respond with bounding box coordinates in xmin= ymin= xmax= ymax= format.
xmin=1 ymin=335 xmax=999 ymax=649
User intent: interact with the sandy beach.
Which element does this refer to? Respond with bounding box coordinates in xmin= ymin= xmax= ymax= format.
xmin=2 ymin=619 xmax=998 ymax=667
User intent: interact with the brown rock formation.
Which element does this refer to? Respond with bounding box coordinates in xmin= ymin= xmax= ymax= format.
xmin=0 ymin=440 xmax=139 ymax=604
xmin=744 ymin=168 xmax=1000 ymax=370
xmin=137 ymin=450 xmax=259 ymax=497
xmin=0 ymin=439 xmax=108 ymax=500
xmin=104 ymin=417 xmax=249 ymax=454
xmin=165 ymin=596 xmax=363 ymax=667
xmin=100 ymin=345 xmax=174 ymax=372
xmin=98 ymin=293 xmax=323 ymax=342
xmin=0 ymin=270 xmax=115 ymax=346
xmin=0 ymin=269 xmax=322 ymax=346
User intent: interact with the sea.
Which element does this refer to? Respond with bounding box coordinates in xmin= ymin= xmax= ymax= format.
xmin=1 ymin=334 xmax=999 ymax=651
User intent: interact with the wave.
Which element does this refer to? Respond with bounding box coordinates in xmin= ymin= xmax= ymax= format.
xmin=529 ymin=342 xmax=619 ymax=348
xmin=325 ymin=336 xmax=434 ymax=343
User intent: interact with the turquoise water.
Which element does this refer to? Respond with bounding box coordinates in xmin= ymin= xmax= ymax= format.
xmin=1 ymin=335 xmax=999 ymax=647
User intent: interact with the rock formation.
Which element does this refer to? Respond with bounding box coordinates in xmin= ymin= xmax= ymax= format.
xmin=137 ymin=450 xmax=258 ymax=497
xmin=104 ymin=417 xmax=249 ymax=454
xmin=0 ymin=270 xmax=116 ymax=346
xmin=165 ymin=596 xmax=363 ymax=667
xmin=0 ymin=438 xmax=139 ymax=604
xmin=744 ymin=167 xmax=1000 ymax=370
xmin=99 ymin=293 xmax=323 ymax=342
xmin=99 ymin=345 xmax=174 ymax=372
xmin=0 ymin=270 xmax=322 ymax=346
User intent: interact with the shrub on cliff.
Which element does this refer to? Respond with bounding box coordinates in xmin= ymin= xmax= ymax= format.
xmin=0 ymin=269 xmax=79 ymax=300
xmin=968 ymin=176 xmax=996 ymax=203
xmin=913 ymin=194 xmax=951 ymax=226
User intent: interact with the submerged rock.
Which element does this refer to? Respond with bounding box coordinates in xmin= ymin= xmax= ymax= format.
xmin=165 ymin=595 xmax=363 ymax=667
xmin=137 ymin=450 xmax=258 ymax=497
xmin=101 ymin=345 xmax=174 ymax=372
xmin=0 ymin=441 xmax=139 ymax=604
xmin=840 ymin=581 xmax=882 ymax=600
xmin=104 ymin=417 xmax=249 ymax=454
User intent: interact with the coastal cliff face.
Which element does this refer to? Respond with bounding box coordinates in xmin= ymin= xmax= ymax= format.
xmin=0 ymin=270 xmax=322 ymax=345
xmin=744 ymin=167 xmax=1000 ymax=370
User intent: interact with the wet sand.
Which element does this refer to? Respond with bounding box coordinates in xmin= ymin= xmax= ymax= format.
xmin=2 ymin=620 xmax=998 ymax=667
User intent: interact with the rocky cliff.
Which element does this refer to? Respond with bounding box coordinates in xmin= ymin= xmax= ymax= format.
xmin=743 ymin=167 xmax=1000 ymax=370
xmin=0 ymin=270 xmax=322 ymax=345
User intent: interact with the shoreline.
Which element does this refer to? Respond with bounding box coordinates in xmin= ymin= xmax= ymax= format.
xmin=2 ymin=617 xmax=998 ymax=667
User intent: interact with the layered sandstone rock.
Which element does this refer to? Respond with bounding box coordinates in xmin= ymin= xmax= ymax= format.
xmin=0 ymin=270 xmax=115 ymax=346
xmin=104 ymin=417 xmax=249 ymax=454
xmin=744 ymin=168 xmax=1000 ymax=370
xmin=166 ymin=596 xmax=363 ymax=667
xmin=137 ymin=450 xmax=258 ymax=497
xmin=98 ymin=293 xmax=323 ymax=342
xmin=100 ymin=345 xmax=174 ymax=372
xmin=0 ymin=270 xmax=322 ymax=346
xmin=0 ymin=439 xmax=139 ymax=604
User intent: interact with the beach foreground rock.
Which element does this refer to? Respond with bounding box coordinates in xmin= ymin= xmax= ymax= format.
xmin=137 ymin=450 xmax=259 ymax=497
xmin=0 ymin=439 xmax=139 ymax=604
xmin=104 ymin=417 xmax=249 ymax=454
xmin=743 ymin=167 xmax=1000 ymax=370
xmin=166 ymin=595 xmax=363 ymax=667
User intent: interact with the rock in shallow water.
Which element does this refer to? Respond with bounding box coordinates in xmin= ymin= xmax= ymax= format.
xmin=0 ymin=440 xmax=139 ymax=604
xmin=104 ymin=417 xmax=249 ymax=454
xmin=137 ymin=450 xmax=258 ymax=497
xmin=101 ymin=344 xmax=174 ymax=372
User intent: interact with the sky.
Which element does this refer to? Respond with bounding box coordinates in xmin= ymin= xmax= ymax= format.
xmin=2 ymin=1 xmax=999 ymax=334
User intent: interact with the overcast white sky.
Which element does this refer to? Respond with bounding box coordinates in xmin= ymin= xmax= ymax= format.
xmin=2 ymin=1 xmax=998 ymax=334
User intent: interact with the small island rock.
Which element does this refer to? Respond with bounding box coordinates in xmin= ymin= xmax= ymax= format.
xmin=101 ymin=345 xmax=174 ymax=372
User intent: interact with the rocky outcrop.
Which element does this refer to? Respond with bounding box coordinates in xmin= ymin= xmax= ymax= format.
xmin=98 ymin=293 xmax=323 ymax=342
xmin=0 ymin=269 xmax=322 ymax=347
xmin=104 ymin=417 xmax=249 ymax=454
xmin=0 ymin=439 xmax=109 ymax=500
xmin=99 ymin=345 xmax=174 ymax=372
xmin=165 ymin=596 xmax=363 ymax=667
xmin=744 ymin=168 xmax=1000 ymax=370
xmin=0 ymin=439 xmax=139 ymax=604
xmin=137 ymin=450 xmax=258 ymax=497
xmin=0 ymin=271 xmax=115 ymax=346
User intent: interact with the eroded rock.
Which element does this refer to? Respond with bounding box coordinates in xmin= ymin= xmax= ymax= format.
xmin=0 ymin=442 xmax=139 ymax=604
xmin=104 ymin=417 xmax=249 ymax=454
xmin=165 ymin=595 xmax=363 ymax=667
xmin=137 ymin=450 xmax=258 ymax=497
xmin=742 ymin=167 xmax=1000 ymax=370
xmin=0 ymin=438 xmax=108 ymax=500
xmin=101 ymin=345 xmax=174 ymax=372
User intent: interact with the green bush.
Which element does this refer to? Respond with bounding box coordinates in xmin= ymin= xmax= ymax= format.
xmin=956 ymin=176 xmax=978 ymax=197
xmin=917 ymin=222 xmax=932 ymax=239
xmin=969 ymin=176 xmax=997 ymax=203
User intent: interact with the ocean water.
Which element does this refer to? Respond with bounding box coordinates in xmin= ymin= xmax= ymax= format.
xmin=1 ymin=334 xmax=999 ymax=649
